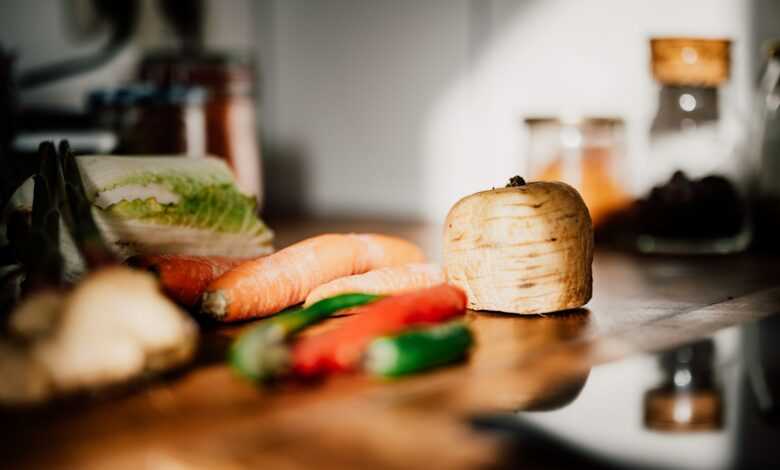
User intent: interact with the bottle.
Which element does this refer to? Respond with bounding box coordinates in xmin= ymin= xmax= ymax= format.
xmin=637 ymin=38 xmax=750 ymax=254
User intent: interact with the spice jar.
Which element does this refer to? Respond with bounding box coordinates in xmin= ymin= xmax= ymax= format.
xmin=525 ymin=117 xmax=632 ymax=228
xmin=139 ymin=52 xmax=262 ymax=201
xmin=637 ymin=38 xmax=750 ymax=254
xmin=87 ymin=84 xmax=155 ymax=142
xmin=118 ymin=85 xmax=207 ymax=156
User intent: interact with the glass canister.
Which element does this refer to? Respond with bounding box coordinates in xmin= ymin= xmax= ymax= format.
xmin=117 ymin=85 xmax=207 ymax=156
xmin=636 ymin=38 xmax=750 ymax=254
xmin=139 ymin=52 xmax=262 ymax=202
xmin=750 ymin=41 xmax=780 ymax=249
xmin=525 ymin=117 xmax=632 ymax=228
xmin=87 ymin=84 xmax=155 ymax=141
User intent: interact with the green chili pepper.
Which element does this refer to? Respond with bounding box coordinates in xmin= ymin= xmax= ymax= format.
xmin=364 ymin=321 xmax=473 ymax=377
xmin=229 ymin=293 xmax=379 ymax=381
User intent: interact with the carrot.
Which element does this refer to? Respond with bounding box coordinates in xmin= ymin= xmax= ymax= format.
xmin=201 ymin=234 xmax=425 ymax=321
xmin=128 ymin=255 xmax=249 ymax=307
xmin=304 ymin=263 xmax=444 ymax=307
xmin=291 ymin=284 xmax=466 ymax=376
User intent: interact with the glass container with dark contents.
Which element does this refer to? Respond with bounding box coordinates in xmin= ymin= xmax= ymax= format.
xmin=87 ymin=84 xmax=155 ymax=140
xmin=117 ymin=85 xmax=207 ymax=156
xmin=638 ymin=38 xmax=750 ymax=254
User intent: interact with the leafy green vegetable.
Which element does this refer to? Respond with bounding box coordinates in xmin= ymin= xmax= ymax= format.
xmin=85 ymin=156 xmax=272 ymax=258
xmin=103 ymin=178 xmax=265 ymax=235
xmin=8 ymin=156 xmax=274 ymax=261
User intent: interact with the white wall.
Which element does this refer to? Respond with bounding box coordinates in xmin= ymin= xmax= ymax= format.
xmin=257 ymin=0 xmax=779 ymax=221
xmin=255 ymin=0 xmax=472 ymax=218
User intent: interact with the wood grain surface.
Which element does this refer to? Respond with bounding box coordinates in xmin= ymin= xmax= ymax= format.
xmin=2 ymin=218 xmax=780 ymax=470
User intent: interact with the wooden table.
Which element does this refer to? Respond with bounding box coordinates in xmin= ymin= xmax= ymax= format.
xmin=3 ymin=219 xmax=780 ymax=469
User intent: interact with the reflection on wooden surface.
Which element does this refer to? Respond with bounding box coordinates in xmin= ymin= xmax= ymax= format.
xmin=461 ymin=309 xmax=592 ymax=412
xmin=3 ymin=220 xmax=780 ymax=469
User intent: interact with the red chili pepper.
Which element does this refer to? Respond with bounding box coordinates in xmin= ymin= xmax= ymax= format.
xmin=291 ymin=284 xmax=467 ymax=376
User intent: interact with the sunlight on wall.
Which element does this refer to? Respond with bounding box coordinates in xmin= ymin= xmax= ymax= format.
xmin=421 ymin=0 xmax=751 ymax=221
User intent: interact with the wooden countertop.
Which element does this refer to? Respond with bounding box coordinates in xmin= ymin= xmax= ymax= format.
xmin=3 ymin=219 xmax=780 ymax=469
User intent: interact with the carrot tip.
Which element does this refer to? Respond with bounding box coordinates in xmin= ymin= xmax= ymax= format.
xmin=202 ymin=291 xmax=229 ymax=318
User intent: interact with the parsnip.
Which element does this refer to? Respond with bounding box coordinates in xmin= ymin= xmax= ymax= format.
xmin=443 ymin=177 xmax=593 ymax=314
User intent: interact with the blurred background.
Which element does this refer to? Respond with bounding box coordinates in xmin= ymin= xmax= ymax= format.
xmin=2 ymin=0 xmax=779 ymax=225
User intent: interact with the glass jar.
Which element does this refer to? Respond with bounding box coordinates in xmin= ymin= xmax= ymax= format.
xmin=637 ymin=38 xmax=750 ymax=254
xmin=750 ymin=41 xmax=780 ymax=248
xmin=139 ymin=52 xmax=262 ymax=202
xmin=87 ymin=84 xmax=155 ymax=140
xmin=118 ymin=85 xmax=207 ymax=156
xmin=525 ymin=117 xmax=632 ymax=228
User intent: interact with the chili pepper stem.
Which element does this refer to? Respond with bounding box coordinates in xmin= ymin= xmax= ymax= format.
xmin=363 ymin=338 xmax=399 ymax=374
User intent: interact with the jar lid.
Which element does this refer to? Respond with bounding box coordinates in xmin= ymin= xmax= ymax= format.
xmin=86 ymin=84 xmax=157 ymax=108
xmin=113 ymin=85 xmax=157 ymax=106
xmin=137 ymin=85 xmax=208 ymax=106
xmin=86 ymin=84 xmax=205 ymax=108
xmin=139 ymin=50 xmax=254 ymax=95
xmin=650 ymin=37 xmax=731 ymax=86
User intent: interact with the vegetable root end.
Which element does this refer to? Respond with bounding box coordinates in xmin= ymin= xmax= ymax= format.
xmin=202 ymin=290 xmax=229 ymax=318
